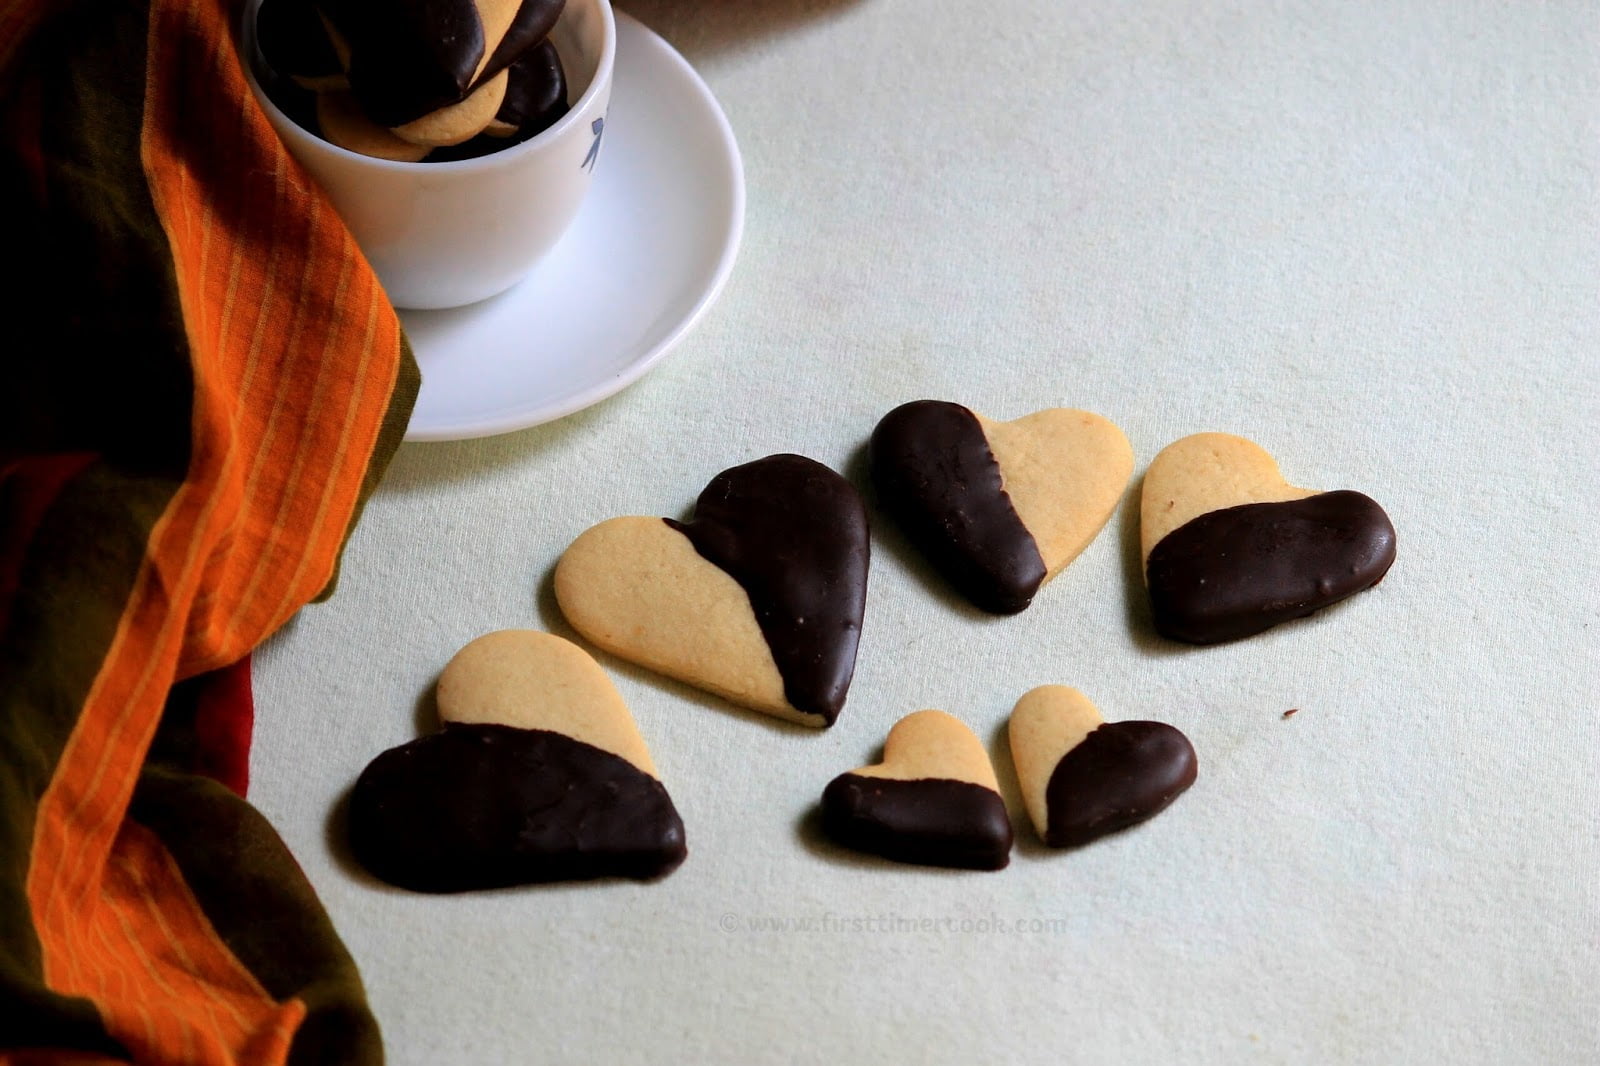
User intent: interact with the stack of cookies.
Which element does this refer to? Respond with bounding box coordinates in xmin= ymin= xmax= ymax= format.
xmin=255 ymin=0 xmax=572 ymax=161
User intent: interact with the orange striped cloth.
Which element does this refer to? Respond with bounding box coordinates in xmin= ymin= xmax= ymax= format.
xmin=0 ymin=0 xmax=417 ymax=1062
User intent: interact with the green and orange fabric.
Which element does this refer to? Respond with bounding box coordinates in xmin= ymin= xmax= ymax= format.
xmin=0 ymin=0 xmax=417 ymax=1062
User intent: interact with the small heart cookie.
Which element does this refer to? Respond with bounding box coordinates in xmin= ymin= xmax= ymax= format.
xmin=821 ymin=710 xmax=1012 ymax=870
xmin=555 ymin=454 xmax=870 ymax=727
xmin=347 ymin=630 xmax=686 ymax=892
xmin=870 ymin=401 xmax=1133 ymax=613
xmin=1141 ymin=433 xmax=1397 ymax=644
xmin=1008 ymin=686 xmax=1196 ymax=848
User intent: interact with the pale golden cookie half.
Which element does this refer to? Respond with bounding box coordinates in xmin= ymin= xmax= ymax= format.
xmin=316 ymin=91 xmax=431 ymax=161
xmin=977 ymin=408 xmax=1134 ymax=580
xmin=556 ymin=515 xmax=802 ymax=723
xmin=1008 ymin=685 xmax=1196 ymax=848
xmin=392 ymin=68 xmax=510 ymax=147
xmin=437 ymin=629 xmax=656 ymax=776
xmin=471 ymin=0 xmax=526 ymax=82
xmin=848 ymin=710 xmax=999 ymax=789
xmin=1139 ymin=433 xmax=1314 ymax=562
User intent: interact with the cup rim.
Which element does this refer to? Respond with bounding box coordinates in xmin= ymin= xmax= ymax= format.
xmin=240 ymin=0 xmax=616 ymax=175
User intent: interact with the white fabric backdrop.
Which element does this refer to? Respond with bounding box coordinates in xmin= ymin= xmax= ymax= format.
xmin=254 ymin=1 xmax=1600 ymax=1062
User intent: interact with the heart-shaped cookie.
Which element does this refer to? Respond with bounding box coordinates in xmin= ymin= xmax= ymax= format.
xmin=1008 ymin=685 xmax=1196 ymax=847
xmin=323 ymin=0 xmax=527 ymax=127
xmin=821 ymin=710 xmax=1012 ymax=870
xmin=554 ymin=454 xmax=870 ymax=727
xmin=315 ymin=91 xmax=433 ymax=161
xmin=870 ymin=401 xmax=1133 ymax=613
xmin=1141 ymin=433 xmax=1397 ymax=644
xmin=391 ymin=67 xmax=510 ymax=146
xmin=482 ymin=40 xmax=566 ymax=139
xmin=347 ymin=630 xmax=686 ymax=892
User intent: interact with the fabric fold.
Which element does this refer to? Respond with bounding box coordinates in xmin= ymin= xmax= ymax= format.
xmin=0 ymin=0 xmax=417 ymax=1061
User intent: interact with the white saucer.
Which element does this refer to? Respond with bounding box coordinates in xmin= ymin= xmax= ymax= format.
xmin=400 ymin=14 xmax=745 ymax=442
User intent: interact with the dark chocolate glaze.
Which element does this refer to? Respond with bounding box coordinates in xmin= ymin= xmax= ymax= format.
xmin=322 ymin=0 xmax=487 ymax=128
xmin=426 ymin=41 xmax=567 ymax=161
xmin=1145 ymin=490 xmax=1397 ymax=644
xmin=480 ymin=0 xmax=566 ymax=83
xmin=347 ymin=723 xmax=686 ymax=893
xmin=256 ymin=0 xmax=342 ymax=83
xmin=1044 ymin=721 xmax=1196 ymax=848
xmin=493 ymin=40 xmax=567 ymax=133
xmin=665 ymin=454 xmax=869 ymax=725
xmin=822 ymin=773 xmax=1012 ymax=870
xmin=869 ymin=400 xmax=1045 ymax=614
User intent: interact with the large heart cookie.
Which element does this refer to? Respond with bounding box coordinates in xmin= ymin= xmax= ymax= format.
xmin=1008 ymin=685 xmax=1196 ymax=848
xmin=554 ymin=454 xmax=870 ymax=727
xmin=1141 ymin=433 xmax=1397 ymax=644
xmin=347 ymin=630 xmax=686 ymax=892
xmin=821 ymin=710 xmax=1012 ymax=870
xmin=870 ymin=401 xmax=1133 ymax=613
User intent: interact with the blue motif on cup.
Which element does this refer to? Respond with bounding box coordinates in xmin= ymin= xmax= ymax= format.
xmin=582 ymin=115 xmax=605 ymax=171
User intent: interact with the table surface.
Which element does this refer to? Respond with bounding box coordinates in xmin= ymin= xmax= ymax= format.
xmin=252 ymin=2 xmax=1600 ymax=1063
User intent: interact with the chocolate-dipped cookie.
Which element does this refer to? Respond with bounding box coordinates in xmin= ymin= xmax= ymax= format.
xmin=822 ymin=710 xmax=1012 ymax=870
xmin=322 ymin=0 xmax=524 ymax=127
xmin=316 ymin=91 xmax=431 ymax=161
xmin=1141 ymin=433 xmax=1397 ymax=644
xmin=347 ymin=630 xmax=686 ymax=892
xmin=391 ymin=67 xmax=510 ymax=146
xmin=1008 ymin=685 xmax=1195 ymax=848
xmin=554 ymin=454 xmax=870 ymax=727
xmin=870 ymin=401 xmax=1133 ymax=614
xmin=256 ymin=0 xmax=570 ymax=160
xmin=427 ymin=43 xmax=567 ymax=158
xmin=481 ymin=0 xmax=567 ymax=83
xmin=484 ymin=39 xmax=567 ymax=138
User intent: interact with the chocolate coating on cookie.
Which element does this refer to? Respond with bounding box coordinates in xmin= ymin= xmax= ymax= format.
xmin=424 ymin=45 xmax=567 ymax=162
xmin=1044 ymin=721 xmax=1196 ymax=847
xmin=492 ymin=40 xmax=567 ymax=134
xmin=481 ymin=0 xmax=565 ymax=82
xmin=1145 ymin=490 xmax=1397 ymax=644
xmin=348 ymin=724 xmax=686 ymax=892
xmin=323 ymin=0 xmax=488 ymax=127
xmin=665 ymin=454 xmax=869 ymax=725
xmin=822 ymin=774 xmax=1012 ymax=870
xmin=870 ymin=400 xmax=1046 ymax=614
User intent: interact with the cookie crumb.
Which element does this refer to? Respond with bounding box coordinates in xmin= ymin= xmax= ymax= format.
xmin=1281 ymin=708 xmax=1299 ymax=719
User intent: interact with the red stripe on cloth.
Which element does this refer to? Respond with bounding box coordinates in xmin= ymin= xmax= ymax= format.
xmin=188 ymin=657 xmax=254 ymax=798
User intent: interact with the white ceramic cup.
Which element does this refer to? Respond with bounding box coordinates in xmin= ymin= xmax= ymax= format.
xmin=241 ymin=0 xmax=616 ymax=310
